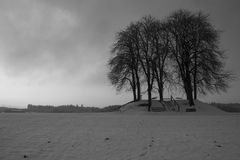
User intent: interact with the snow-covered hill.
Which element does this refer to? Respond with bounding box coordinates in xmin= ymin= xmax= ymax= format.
xmin=120 ymin=99 xmax=225 ymax=114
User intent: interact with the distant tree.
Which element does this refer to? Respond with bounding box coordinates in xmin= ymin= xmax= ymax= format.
xmin=108 ymin=53 xmax=137 ymax=101
xmin=167 ymin=10 xmax=196 ymax=106
xmin=151 ymin=21 xmax=171 ymax=101
xmin=125 ymin=23 xmax=142 ymax=101
xmin=167 ymin=9 xmax=234 ymax=106
xmin=108 ymin=28 xmax=141 ymax=101
xmin=137 ymin=16 xmax=158 ymax=111
xmin=109 ymin=16 xmax=160 ymax=110
xmin=108 ymin=10 xmax=234 ymax=109
xmin=188 ymin=12 xmax=234 ymax=99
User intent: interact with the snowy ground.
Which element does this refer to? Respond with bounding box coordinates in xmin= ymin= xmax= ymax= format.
xmin=0 ymin=112 xmax=240 ymax=160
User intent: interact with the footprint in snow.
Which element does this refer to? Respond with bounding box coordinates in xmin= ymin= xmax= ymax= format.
xmin=139 ymin=151 xmax=147 ymax=157
xmin=213 ymin=140 xmax=222 ymax=148
xmin=216 ymin=144 xmax=222 ymax=148
xmin=149 ymin=137 xmax=154 ymax=147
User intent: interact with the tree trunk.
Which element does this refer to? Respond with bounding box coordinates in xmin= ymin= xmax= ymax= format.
xmin=185 ymin=73 xmax=194 ymax=106
xmin=133 ymin=88 xmax=137 ymax=102
xmin=184 ymin=60 xmax=195 ymax=106
xmin=187 ymin=86 xmax=194 ymax=106
xmin=131 ymin=69 xmax=137 ymax=101
xmin=159 ymin=88 xmax=163 ymax=102
xmin=193 ymin=77 xmax=197 ymax=100
xmin=157 ymin=79 xmax=163 ymax=102
xmin=158 ymin=89 xmax=163 ymax=102
xmin=135 ymin=72 xmax=141 ymax=101
xmin=159 ymin=71 xmax=164 ymax=101
xmin=193 ymin=52 xmax=197 ymax=100
xmin=147 ymin=86 xmax=152 ymax=111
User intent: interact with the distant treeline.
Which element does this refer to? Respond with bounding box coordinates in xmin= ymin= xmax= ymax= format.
xmin=27 ymin=104 xmax=121 ymax=113
xmin=0 ymin=107 xmax=26 ymax=113
xmin=0 ymin=105 xmax=121 ymax=113
xmin=211 ymin=103 xmax=240 ymax=112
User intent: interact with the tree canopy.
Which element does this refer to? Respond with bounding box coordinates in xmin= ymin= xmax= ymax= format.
xmin=108 ymin=9 xmax=234 ymax=109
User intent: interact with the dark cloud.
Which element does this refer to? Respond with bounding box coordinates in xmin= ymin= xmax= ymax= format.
xmin=0 ymin=0 xmax=111 ymax=79
xmin=0 ymin=0 xmax=201 ymax=78
xmin=0 ymin=0 xmax=80 ymax=75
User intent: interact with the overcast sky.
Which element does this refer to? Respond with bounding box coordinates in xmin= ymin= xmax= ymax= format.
xmin=0 ymin=0 xmax=239 ymax=108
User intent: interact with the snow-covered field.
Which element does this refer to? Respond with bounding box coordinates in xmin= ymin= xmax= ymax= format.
xmin=0 ymin=112 xmax=240 ymax=160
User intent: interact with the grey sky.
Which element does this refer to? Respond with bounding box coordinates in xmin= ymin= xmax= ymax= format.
xmin=0 ymin=0 xmax=239 ymax=107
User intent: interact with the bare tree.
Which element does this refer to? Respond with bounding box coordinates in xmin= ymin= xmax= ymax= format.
xmin=126 ymin=23 xmax=142 ymax=101
xmin=108 ymin=10 xmax=234 ymax=109
xmin=137 ymin=16 xmax=158 ymax=111
xmin=188 ymin=12 xmax=234 ymax=99
xmin=167 ymin=9 xmax=234 ymax=106
xmin=167 ymin=10 xmax=197 ymax=106
xmin=151 ymin=21 xmax=171 ymax=101
xmin=108 ymin=53 xmax=137 ymax=101
xmin=108 ymin=27 xmax=141 ymax=101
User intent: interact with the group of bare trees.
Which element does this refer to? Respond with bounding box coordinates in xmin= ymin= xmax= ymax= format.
xmin=108 ymin=9 xmax=233 ymax=111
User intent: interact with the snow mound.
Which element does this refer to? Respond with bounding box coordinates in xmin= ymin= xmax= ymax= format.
xmin=120 ymin=99 xmax=225 ymax=114
xmin=194 ymin=100 xmax=225 ymax=113
xmin=120 ymin=100 xmax=164 ymax=112
xmin=176 ymin=100 xmax=225 ymax=113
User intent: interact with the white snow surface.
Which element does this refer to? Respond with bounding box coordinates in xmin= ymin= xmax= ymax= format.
xmin=0 ymin=111 xmax=240 ymax=160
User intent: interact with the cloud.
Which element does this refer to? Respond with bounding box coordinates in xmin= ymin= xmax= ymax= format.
xmin=0 ymin=0 xmax=85 ymax=79
xmin=0 ymin=0 xmax=194 ymax=81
